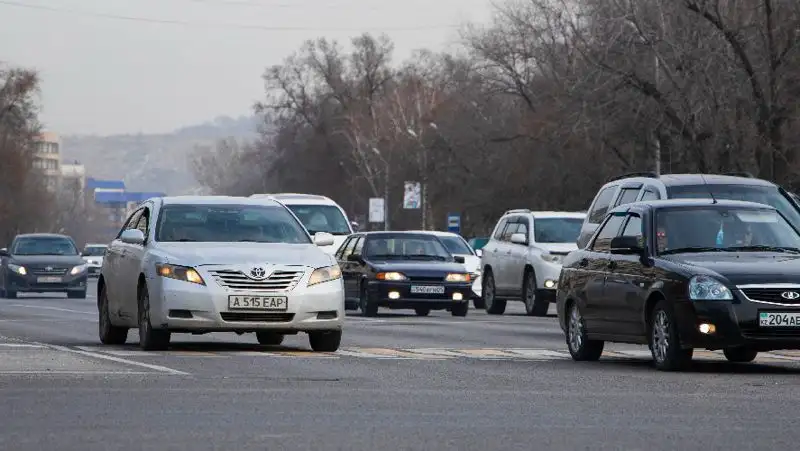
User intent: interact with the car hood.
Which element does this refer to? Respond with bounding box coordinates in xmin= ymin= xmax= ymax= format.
xmin=9 ymin=255 xmax=85 ymax=266
xmin=663 ymin=252 xmax=800 ymax=285
xmin=369 ymin=260 xmax=470 ymax=275
xmin=454 ymin=254 xmax=480 ymax=273
xmin=157 ymin=242 xmax=334 ymax=268
xmin=537 ymin=242 xmax=579 ymax=254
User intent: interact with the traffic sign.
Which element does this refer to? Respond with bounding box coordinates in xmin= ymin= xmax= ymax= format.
xmin=447 ymin=213 xmax=460 ymax=234
xmin=369 ymin=198 xmax=385 ymax=223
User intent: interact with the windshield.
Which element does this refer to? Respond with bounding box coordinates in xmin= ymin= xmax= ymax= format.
xmin=82 ymin=246 xmax=107 ymax=256
xmin=438 ymin=235 xmax=473 ymax=255
xmin=363 ymin=234 xmax=453 ymax=261
xmin=655 ymin=207 xmax=800 ymax=255
xmin=286 ymin=204 xmax=351 ymax=235
xmin=155 ymin=204 xmax=312 ymax=243
xmin=534 ymin=218 xmax=584 ymax=243
xmin=667 ymin=184 xmax=800 ymax=228
xmin=12 ymin=237 xmax=79 ymax=256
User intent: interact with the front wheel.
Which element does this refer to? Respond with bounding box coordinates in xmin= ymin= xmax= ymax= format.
xmin=414 ymin=307 xmax=430 ymax=316
xmin=451 ymin=302 xmax=468 ymax=317
xmin=138 ymin=284 xmax=170 ymax=351
xmin=483 ymin=271 xmax=506 ymax=315
xmin=309 ymin=330 xmax=341 ymax=352
xmin=566 ymin=302 xmax=603 ymax=361
xmin=649 ymin=300 xmax=693 ymax=371
xmin=723 ymin=346 xmax=758 ymax=363
xmin=256 ymin=332 xmax=284 ymax=346
xmin=523 ymin=270 xmax=548 ymax=316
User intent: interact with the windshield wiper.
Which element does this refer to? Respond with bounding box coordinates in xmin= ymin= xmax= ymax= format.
xmin=407 ymin=254 xmax=447 ymax=261
xmin=174 ymin=238 xmax=197 ymax=242
xmin=726 ymin=245 xmax=800 ymax=254
xmin=660 ymin=246 xmax=724 ymax=255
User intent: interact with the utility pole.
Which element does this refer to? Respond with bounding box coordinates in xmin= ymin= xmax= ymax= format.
xmin=654 ymin=52 xmax=661 ymax=176
xmin=372 ymin=147 xmax=390 ymax=231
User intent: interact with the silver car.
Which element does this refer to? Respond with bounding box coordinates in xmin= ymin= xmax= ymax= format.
xmin=97 ymin=196 xmax=345 ymax=352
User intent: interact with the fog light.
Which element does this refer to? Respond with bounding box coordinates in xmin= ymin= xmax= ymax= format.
xmin=699 ymin=323 xmax=716 ymax=334
xmin=544 ymin=279 xmax=556 ymax=289
xmin=452 ymin=292 xmax=463 ymax=301
xmin=388 ymin=291 xmax=400 ymax=300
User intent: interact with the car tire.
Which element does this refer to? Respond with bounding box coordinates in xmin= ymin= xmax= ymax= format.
xmin=67 ymin=290 xmax=86 ymax=299
xmin=566 ymin=301 xmax=603 ymax=361
xmin=308 ymin=330 xmax=341 ymax=352
xmin=451 ymin=302 xmax=468 ymax=317
xmin=359 ymin=283 xmax=378 ymax=317
xmin=723 ymin=346 xmax=758 ymax=363
xmin=482 ymin=271 xmax=506 ymax=315
xmin=137 ymin=283 xmax=170 ymax=351
xmin=256 ymin=332 xmax=284 ymax=346
xmin=523 ymin=269 xmax=548 ymax=317
xmin=414 ymin=307 xmax=430 ymax=316
xmin=98 ymin=284 xmax=128 ymax=345
xmin=649 ymin=300 xmax=693 ymax=371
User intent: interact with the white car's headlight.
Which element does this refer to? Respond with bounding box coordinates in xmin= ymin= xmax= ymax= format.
xmin=445 ymin=273 xmax=470 ymax=283
xmin=688 ymin=275 xmax=732 ymax=300
xmin=8 ymin=264 xmax=26 ymax=275
xmin=541 ymin=253 xmax=563 ymax=263
xmin=156 ymin=263 xmax=205 ymax=285
xmin=376 ymin=271 xmax=407 ymax=281
xmin=308 ymin=265 xmax=342 ymax=286
xmin=70 ymin=264 xmax=88 ymax=275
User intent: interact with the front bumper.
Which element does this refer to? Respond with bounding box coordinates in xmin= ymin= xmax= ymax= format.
xmin=471 ymin=275 xmax=482 ymax=298
xmin=534 ymin=260 xmax=562 ymax=291
xmin=4 ymin=269 xmax=88 ymax=293
xmin=367 ymin=280 xmax=472 ymax=309
xmin=149 ymin=273 xmax=345 ymax=333
xmin=675 ymin=297 xmax=800 ymax=352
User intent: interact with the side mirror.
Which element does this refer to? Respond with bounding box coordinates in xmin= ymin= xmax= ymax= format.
xmin=313 ymin=232 xmax=335 ymax=247
xmin=119 ymin=229 xmax=145 ymax=245
xmin=347 ymin=254 xmax=362 ymax=263
xmin=454 ymin=255 xmax=466 ymax=264
xmin=510 ymin=233 xmax=527 ymax=245
xmin=475 ymin=249 xmax=483 ymax=258
xmin=610 ymin=236 xmax=644 ymax=255
xmin=0 ymin=248 xmax=8 ymax=257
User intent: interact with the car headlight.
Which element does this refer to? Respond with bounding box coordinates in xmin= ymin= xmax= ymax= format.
xmin=376 ymin=271 xmax=407 ymax=281
xmin=308 ymin=264 xmax=342 ymax=286
xmin=70 ymin=264 xmax=88 ymax=275
xmin=445 ymin=273 xmax=471 ymax=282
xmin=688 ymin=275 xmax=732 ymax=300
xmin=541 ymin=253 xmax=563 ymax=263
xmin=155 ymin=263 xmax=205 ymax=285
xmin=8 ymin=264 xmax=26 ymax=275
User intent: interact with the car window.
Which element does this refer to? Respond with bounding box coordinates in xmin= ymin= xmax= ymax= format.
xmin=590 ymin=214 xmax=626 ymax=252
xmin=82 ymin=246 xmax=107 ymax=256
xmin=117 ymin=209 xmax=142 ymax=238
xmin=533 ymin=217 xmax=584 ymax=243
xmin=135 ymin=208 xmax=150 ymax=238
xmin=621 ymin=214 xmax=643 ymax=238
xmin=285 ymin=204 xmax=351 ymax=235
xmin=352 ymin=236 xmax=365 ymax=255
xmin=588 ymin=186 xmax=617 ymax=223
xmin=493 ymin=218 xmax=509 ymax=240
xmin=502 ymin=221 xmax=521 ymax=241
xmin=515 ymin=219 xmax=530 ymax=244
xmin=363 ymin=235 xmax=452 ymax=261
xmin=12 ymin=236 xmax=79 ymax=256
xmin=438 ymin=235 xmax=473 ymax=255
xmin=641 ymin=189 xmax=660 ymax=201
xmin=616 ymin=188 xmax=641 ymax=206
xmin=337 ymin=237 xmax=355 ymax=259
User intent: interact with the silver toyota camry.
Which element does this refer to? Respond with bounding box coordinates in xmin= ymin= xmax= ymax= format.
xmin=97 ymin=196 xmax=344 ymax=352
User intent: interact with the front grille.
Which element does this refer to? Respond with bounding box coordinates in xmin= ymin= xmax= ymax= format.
xmin=408 ymin=276 xmax=444 ymax=282
xmin=220 ymin=313 xmax=294 ymax=322
xmin=740 ymin=288 xmax=800 ymax=305
xmin=30 ymin=267 xmax=68 ymax=276
xmin=209 ymin=269 xmax=304 ymax=292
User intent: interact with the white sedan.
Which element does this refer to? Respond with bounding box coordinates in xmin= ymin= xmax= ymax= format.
xmin=97 ymin=196 xmax=344 ymax=352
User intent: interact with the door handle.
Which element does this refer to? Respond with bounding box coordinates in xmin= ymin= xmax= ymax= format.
xmin=579 ymin=258 xmax=588 ymax=267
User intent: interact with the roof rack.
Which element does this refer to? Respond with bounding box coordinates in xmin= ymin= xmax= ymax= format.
xmin=504 ymin=209 xmax=531 ymax=215
xmin=721 ymin=171 xmax=754 ymax=178
xmin=606 ymin=172 xmax=659 ymax=183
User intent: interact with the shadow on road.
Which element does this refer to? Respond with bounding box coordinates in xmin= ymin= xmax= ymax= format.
xmin=579 ymin=357 xmax=800 ymax=375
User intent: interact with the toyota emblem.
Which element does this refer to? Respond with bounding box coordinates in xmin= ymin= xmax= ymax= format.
xmin=781 ymin=291 xmax=800 ymax=300
xmin=45 ymin=266 xmax=53 ymax=271
xmin=249 ymin=266 xmax=267 ymax=280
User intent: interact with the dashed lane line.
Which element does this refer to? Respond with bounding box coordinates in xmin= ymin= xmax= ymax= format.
xmin=48 ymin=344 xmax=190 ymax=375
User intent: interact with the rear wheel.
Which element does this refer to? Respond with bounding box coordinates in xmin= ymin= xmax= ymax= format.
xmin=566 ymin=302 xmax=603 ymax=361
xmin=723 ymin=346 xmax=758 ymax=363
xmin=138 ymin=284 xmax=170 ymax=351
xmin=256 ymin=332 xmax=284 ymax=346
xmin=414 ymin=307 xmax=430 ymax=316
xmin=483 ymin=271 xmax=506 ymax=315
xmin=309 ymin=330 xmax=341 ymax=352
xmin=649 ymin=300 xmax=693 ymax=371
xmin=451 ymin=302 xmax=468 ymax=317
xmin=98 ymin=284 xmax=128 ymax=345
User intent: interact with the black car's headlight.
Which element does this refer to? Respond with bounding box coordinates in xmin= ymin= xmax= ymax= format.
xmin=308 ymin=265 xmax=342 ymax=286
xmin=155 ymin=263 xmax=205 ymax=285
xmin=8 ymin=263 xmax=26 ymax=275
xmin=70 ymin=264 xmax=88 ymax=275
xmin=445 ymin=273 xmax=471 ymax=283
xmin=376 ymin=271 xmax=408 ymax=281
xmin=688 ymin=275 xmax=732 ymax=300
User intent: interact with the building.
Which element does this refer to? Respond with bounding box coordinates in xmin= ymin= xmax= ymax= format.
xmin=32 ymin=132 xmax=61 ymax=191
xmin=86 ymin=178 xmax=165 ymax=238
xmin=60 ymin=161 xmax=87 ymax=208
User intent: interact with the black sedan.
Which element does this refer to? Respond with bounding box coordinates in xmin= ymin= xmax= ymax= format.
xmin=334 ymin=232 xmax=472 ymax=317
xmin=556 ymin=198 xmax=800 ymax=371
xmin=0 ymin=233 xmax=89 ymax=299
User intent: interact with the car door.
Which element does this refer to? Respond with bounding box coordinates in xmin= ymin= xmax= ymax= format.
xmin=105 ymin=208 xmax=141 ymax=316
xmin=602 ymin=212 xmax=649 ymax=337
xmin=336 ymin=236 xmax=358 ymax=301
xmin=508 ymin=216 xmax=531 ymax=294
xmin=496 ymin=217 xmax=520 ymax=293
xmin=482 ymin=216 xmax=509 ymax=280
xmin=582 ymin=212 xmax=627 ymax=334
xmin=119 ymin=205 xmax=152 ymax=314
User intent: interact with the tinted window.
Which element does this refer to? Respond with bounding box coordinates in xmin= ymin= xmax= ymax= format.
xmin=641 ymin=190 xmax=660 ymax=201
xmin=591 ymin=214 xmax=626 ymax=252
xmin=621 ymin=215 xmax=643 ymax=237
xmin=82 ymin=246 xmax=107 ymax=256
xmin=13 ymin=237 xmax=78 ymax=256
xmin=502 ymin=222 xmax=521 ymax=241
xmin=493 ymin=218 xmax=509 ymax=240
xmin=337 ymin=237 xmax=355 ymax=259
xmin=655 ymin=207 xmax=800 ymax=254
xmin=534 ymin=218 xmax=584 ymax=243
xmin=589 ymin=186 xmax=617 ymax=223
xmin=617 ymin=188 xmax=641 ymax=206
xmin=286 ymin=204 xmax=351 ymax=235
xmin=363 ymin=234 xmax=452 ymax=261
xmin=438 ymin=235 xmax=473 ymax=255
xmin=667 ymin=184 xmax=800 ymax=229
xmin=155 ymin=204 xmax=311 ymax=243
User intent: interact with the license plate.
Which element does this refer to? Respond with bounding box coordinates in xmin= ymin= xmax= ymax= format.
xmin=759 ymin=312 xmax=800 ymax=327
xmin=410 ymin=285 xmax=445 ymax=294
xmin=37 ymin=276 xmax=62 ymax=283
xmin=228 ymin=295 xmax=288 ymax=310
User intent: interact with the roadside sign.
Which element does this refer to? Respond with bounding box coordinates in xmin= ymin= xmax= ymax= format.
xmin=403 ymin=182 xmax=421 ymax=209
xmin=369 ymin=198 xmax=385 ymax=223
xmin=447 ymin=213 xmax=460 ymax=234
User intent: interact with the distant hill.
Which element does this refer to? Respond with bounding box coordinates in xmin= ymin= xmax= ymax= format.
xmin=60 ymin=115 xmax=260 ymax=195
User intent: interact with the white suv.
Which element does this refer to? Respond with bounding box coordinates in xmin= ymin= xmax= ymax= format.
xmin=250 ymin=193 xmax=354 ymax=254
xmin=480 ymin=210 xmax=586 ymax=316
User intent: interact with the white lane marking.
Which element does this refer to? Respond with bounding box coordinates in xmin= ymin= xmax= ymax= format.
xmin=0 ymin=371 xmax=153 ymax=375
xmin=0 ymin=343 xmax=46 ymax=348
xmin=75 ymin=346 xmax=151 ymax=357
xmin=48 ymin=345 xmax=189 ymax=375
xmin=8 ymin=304 xmax=94 ymax=315
xmin=504 ymin=349 xmax=571 ymax=359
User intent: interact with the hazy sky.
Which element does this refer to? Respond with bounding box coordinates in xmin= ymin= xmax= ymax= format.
xmin=0 ymin=0 xmax=494 ymax=136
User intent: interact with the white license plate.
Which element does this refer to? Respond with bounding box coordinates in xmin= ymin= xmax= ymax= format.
xmin=37 ymin=276 xmax=62 ymax=283
xmin=228 ymin=295 xmax=288 ymax=310
xmin=759 ymin=312 xmax=800 ymax=327
xmin=410 ymin=285 xmax=445 ymax=294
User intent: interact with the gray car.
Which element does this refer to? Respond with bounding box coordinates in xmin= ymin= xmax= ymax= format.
xmin=97 ymin=196 xmax=345 ymax=352
xmin=0 ymin=233 xmax=89 ymax=299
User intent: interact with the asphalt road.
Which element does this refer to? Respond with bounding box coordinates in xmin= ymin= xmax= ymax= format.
xmin=1 ymin=280 xmax=800 ymax=450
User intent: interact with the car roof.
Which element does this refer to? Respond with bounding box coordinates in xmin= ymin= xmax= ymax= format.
xmin=502 ymin=210 xmax=586 ymax=218
xmin=249 ymin=193 xmax=338 ymax=205
xmin=356 ymin=231 xmax=446 ymax=237
xmin=609 ymin=198 xmax=779 ymax=214
xmin=607 ymin=173 xmax=776 ymax=188
xmin=159 ymin=196 xmax=282 ymax=207
xmin=403 ymin=230 xmax=464 ymax=237
xmin=14 ymin=233 xmax=71 ymax=239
